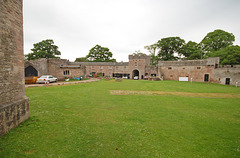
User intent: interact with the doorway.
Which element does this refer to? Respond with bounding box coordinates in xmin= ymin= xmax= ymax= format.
xmin=225 ymin=78 xmax=230 ymax=85
xmin=204 ymin=74 xmax=209 ymax=82
xmin=25 ymin=66 xmax=38 ymax=77
xmin=132 ymin=70 xmax=139 ymax=79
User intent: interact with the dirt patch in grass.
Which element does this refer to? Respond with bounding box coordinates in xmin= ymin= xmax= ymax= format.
xmin=110 ymin=90 xmax=240 ymax=98
xmin=24 ymin=149 xmax=36 ymax=154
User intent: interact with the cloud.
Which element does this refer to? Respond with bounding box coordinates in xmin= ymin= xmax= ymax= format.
xmin=23 ymin=0 xmax=240 ymax=61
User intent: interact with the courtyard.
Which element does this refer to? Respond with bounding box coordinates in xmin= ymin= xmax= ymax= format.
xmin=0 ymin=80 xmax=240 ymax=157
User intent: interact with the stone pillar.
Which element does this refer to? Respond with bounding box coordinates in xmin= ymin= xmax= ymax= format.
xmin=0 ymin=0 xmax=30 ymax=136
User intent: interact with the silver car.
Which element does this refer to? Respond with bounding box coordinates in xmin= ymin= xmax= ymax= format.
xmin=36 ymin=75 xmax=58 ymax=83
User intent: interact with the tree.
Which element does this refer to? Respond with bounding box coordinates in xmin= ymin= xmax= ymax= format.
xmin=144 ymin=44 xmax=159 ymax=65
xmin=182 ymin=41 xmax=204 ymax=60
xmin=200 ymin=29 xmax=235 ymax=53
xmin=75 ymin=57 xmax=88 ymax=62
xmin=156 ymin=37 xmax=185 ymax=61
xmin=133 ymin=50 xmax=146 ymax=55
xmin=86 ymin=45 xmax=116 ymax=62
xmin=144 ymin=44 xmax=158 ymax=56
xmin=25 ymin=39 xmax=61 ymax=60
xmin=209 ymin=45 xmax=240 ymax=65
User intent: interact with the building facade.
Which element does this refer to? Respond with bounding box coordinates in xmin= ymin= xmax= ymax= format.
xmin=25 ymin=54 xmax=240 ymax=86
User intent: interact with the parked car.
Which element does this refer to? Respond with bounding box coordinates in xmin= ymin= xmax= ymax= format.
xmin=134 ymin=76 xmax=139 ymax=80
xmin=122 ymin=76 xmax=128 ymax=79
xmin=36 ymin=75 xmax=58 ymax=83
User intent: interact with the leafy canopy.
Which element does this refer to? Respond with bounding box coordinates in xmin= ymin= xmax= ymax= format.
xmin=157 ymin=37 xmax=185 ymax=61
xmin=75 ymin=57 xmax=88 ymax=62
xmin=182 ymin=41 xmax=203 ymax=60
xmin=209 ymin=45 xmax=240 ymax=65
xmin=200 ymin=29 xmax=235 ymax=52
xmin=86 ymin=45 xmax=116 ymax=62
xmin=25 ymin=39 xmax=61 ymax=60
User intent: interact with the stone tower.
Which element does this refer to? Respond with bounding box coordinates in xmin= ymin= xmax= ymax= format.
xmin=0 ymin=0 xmax=30 ymax=136
xmin=128 ymin=54 xmax=151 ymax=79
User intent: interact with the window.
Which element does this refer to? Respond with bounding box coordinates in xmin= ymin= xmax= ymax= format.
xmin=135 ymin=62 xmax=137 ymax=66
xmin=100 ymin=66 xmax=103 ymax=69
xmin=197 ymin=67 xmax=201 ymax=69
xmin=108 ymin=66 xmax=112 ymax=70
xmin=91 ymin=66 xmax=95 ymax=70
xmin=116 ymin=66 xmax=119 ymax=70
xmin=63 ymin=70 xmax=70 ymax=75
xmin=168 ymin=67 xmax=172 ymax=70
xmin=170 ymin=75 xmax=173 ymax=77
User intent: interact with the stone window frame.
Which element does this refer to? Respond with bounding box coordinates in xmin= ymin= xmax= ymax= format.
xmin=108 ymin=66 xmax=112 ymax=70
xmin=63 ymin=70 xmax=70 ymax=76
xmin=100 ymin=66 xmax=103 ymax=70
xmin=135 ymin=62 xmax=137 ymax=67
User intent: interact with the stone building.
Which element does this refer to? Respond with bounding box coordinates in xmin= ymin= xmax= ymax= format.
xmin=0 ymin=0 xmax=30 ymax=136
xmin=25 ymin=58 xmax=85 ymax=81
xmin=25 ymin=54 xmax=240 ymax=86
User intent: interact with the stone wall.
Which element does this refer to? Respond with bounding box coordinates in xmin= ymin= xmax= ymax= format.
xmin=213 ymin=65 xmax=240 ymax=86
xmin=129 ymin=54 xmax=151 ymax=79
xmin=48 ymin=58 xmax=85 ymax=80
xmin=0 ymin=0 xmax=30 ymax=136
xmin=25 ymin=58 xmax=48 ymax=76
xmin=158 ymin=58 xmax=219 ymax=82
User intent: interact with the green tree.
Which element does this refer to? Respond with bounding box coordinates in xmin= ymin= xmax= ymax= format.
xmin=209 ymin=45 xmax=240 ymax=65
xmin=182 ymin=41 xmax=204 ymax=60
xmin=86 ymin=45 xmax=116 ymax=62
xmin=144 ymin=44 xmax=159 ymax=65
xmin=75 ymin=57 xmax=88 ymax=62
xmin=200 ymin=29 xmax=235 ymax=53
xmin=133 ymin=50 xmax=146 ymax=55
xmin=157 ymin=37 xmax=185 ymax=61
xmin=25 ymin=39 xmax=61 ymax=60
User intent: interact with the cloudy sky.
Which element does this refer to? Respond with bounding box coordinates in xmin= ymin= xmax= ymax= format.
xmin=23 ymin=0 xmax=240 ymax=62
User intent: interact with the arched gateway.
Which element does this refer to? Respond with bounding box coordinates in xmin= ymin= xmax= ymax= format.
xmin=25 ymin=66 xmax=38 ymax=77
xmin=132 ymin=69 xmax=139 ymax=79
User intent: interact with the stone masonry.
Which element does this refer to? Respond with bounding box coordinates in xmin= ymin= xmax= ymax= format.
xmin=25 ymin=54 xmax=240 ymax=86
xmin=0 ymin=0 xmax=30 ymax=136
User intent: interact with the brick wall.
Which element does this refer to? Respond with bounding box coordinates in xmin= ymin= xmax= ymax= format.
xmin=0 ymin=0 xmax=30 ymax=136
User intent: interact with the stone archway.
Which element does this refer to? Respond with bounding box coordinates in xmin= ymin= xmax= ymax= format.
xmin=25 ymin=66 xmax=38 ymax=77
xmin=132 ymin=69 xmax=139 ymax=79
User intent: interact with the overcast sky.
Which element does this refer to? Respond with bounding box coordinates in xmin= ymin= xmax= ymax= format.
xmin=23 ymin=0 xmax=240 ymax=62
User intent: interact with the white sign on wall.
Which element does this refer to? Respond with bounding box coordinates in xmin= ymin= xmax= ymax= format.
xmin=179 ymin=77 xmax=189 ymax=81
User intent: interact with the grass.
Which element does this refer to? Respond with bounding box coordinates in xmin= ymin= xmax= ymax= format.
xmin=0 ymin=80 xmax=240 ymax=157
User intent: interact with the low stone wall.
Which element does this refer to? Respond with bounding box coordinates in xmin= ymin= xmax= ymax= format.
xmin=0 ymin=97 xmax=30 ymax=136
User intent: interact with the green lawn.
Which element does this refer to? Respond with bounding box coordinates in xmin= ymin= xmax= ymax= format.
xmin=1 ymin=80 xmax=240 ymax=157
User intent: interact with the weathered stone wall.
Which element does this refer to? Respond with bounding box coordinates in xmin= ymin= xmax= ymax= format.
xmin=158 ymin=58 xmax=219 ymax=82
xmin=0 ymin=0 xmax=30 ymax=136
xmin=25 ymin=58 xmax=48 ymax=76
xmin=213 ymin=65 xmax=240 ymax=85
xmin=48 ymin=59 xmax=85 ymax=80
xmin=159 ymin=65 xmax=215 ymax=82
xmin=129 ymin=54 xmax=151 ymax=79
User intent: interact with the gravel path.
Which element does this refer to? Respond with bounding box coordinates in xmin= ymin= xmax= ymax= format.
xmin=25 ymin=78 xmax=100 ymax=88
